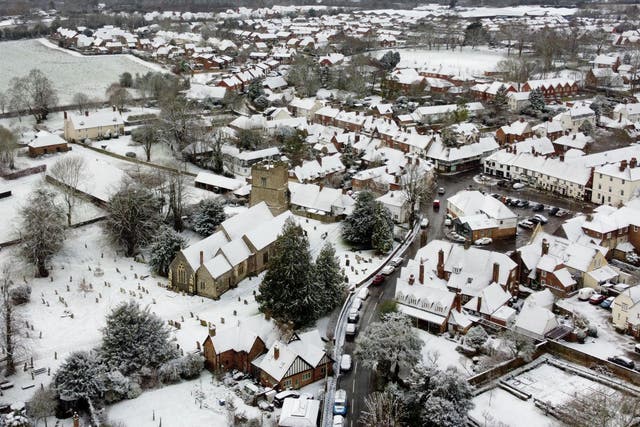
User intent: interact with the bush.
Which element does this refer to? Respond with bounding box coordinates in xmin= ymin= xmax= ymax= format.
xmin=179 ymin=353 xmax=204 ymax=379
xmin=10 ymin=285 xmax=31 ymax=305
xmin=103 ymin=371 xmax=142 ymax=403
xmin=158 ymin=359 xmax=181 ymax=384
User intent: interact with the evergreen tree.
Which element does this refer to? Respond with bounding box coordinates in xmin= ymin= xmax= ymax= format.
xmin=371 ymin=203 xmax=393 ymax=254
xmin=53 ymin=351 xmax=105 ymax=400
xmin=256 ymin=217 xmax=316 ymax=328
xmin=100 ymin=301 xmax=178 ymax=375
xmin=191 ymin=198 xmax=226 ymax=236
xmin=314 ymin=243 xmax=345 ymax=316
xmin=19 ymin=189 xmax=66 ymax=278
xmin=247 ymin=80 xmax=264 ymax=101
xmin=149 ymin=227 xmax=187 ymax=276
xmin=489 ymin=85 xmax=509 ymax=120
xmin=464 ymin=326 xmax=488 ymax=351
xmin=528 ymin=88 xmax=546 ymax=111
xmin=342 ymin=191 xmax=377 ymax=247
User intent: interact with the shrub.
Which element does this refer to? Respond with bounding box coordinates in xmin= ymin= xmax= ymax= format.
xmin=158 ymin=360 xmax=181 ymax=384
xmin=10 ymin=285 xmax=31 ymax=305
xmin=179 ymin=353 xmax=204 ymax=379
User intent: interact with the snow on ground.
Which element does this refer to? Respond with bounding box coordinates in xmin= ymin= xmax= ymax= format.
xmin=557 ymin=296 xmax=635 ymax=360
xmin=0 ymin=39 xmax=162 ymax=104
xmin=370 ymin=47 xmax=505 ymax=78
xmin=108 ymin=371 xmax=262 ymax=427
xmin=471 ymin=361 xmax=616 ymax=427
xmin=415 ymin=329 xmax=471 ymax=373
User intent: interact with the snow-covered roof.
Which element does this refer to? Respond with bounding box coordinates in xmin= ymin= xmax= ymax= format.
xmin=28 ymin=130 xmax=67 ymax=148
xmin=67 ymin=109 xmax=124 ymax=130
xmin=222 ymin=202 xmax=273 ymax=241
xmin=278 ymin=397 xmax=320 ymax=427
xmin=195 ymin=172 xmax=245 ymax=191
xmin=447 ymin=190 xmax=516 ymax=220
xmin=463 ymin=282 xmax=510 ymax=316
xmin=514 ymin=304 xmax=559 ymax=339
xmin=207 ymin=326 xmax=263 ymax=354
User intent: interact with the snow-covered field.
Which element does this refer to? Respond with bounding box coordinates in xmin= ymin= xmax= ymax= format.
xmin=364 ymin=5 xmax=576 ymax=18
xmin=370 ymin=47 xmax=505 ymax=78
xmin=0 ymin=39 xmax=163 ymax=104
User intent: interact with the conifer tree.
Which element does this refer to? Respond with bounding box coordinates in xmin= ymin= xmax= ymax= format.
xmin=191 ymin=198 xmax=226 ymax=236
xmin=342 ymin=191 xmax=377 ymax=246
xmin=528 ymin=88 xmax=545 ymax=111
xmin=149 ymin=228 xmax=187 ymax=276
xmin=314 ymin=243 xmax=345 ymax=315
xmin=489 ymin=85 xmax=509 ymax=119
xmin=372 ymin=203 xmax=394 ymax=254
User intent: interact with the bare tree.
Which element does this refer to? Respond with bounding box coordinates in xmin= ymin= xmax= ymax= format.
xmin=555 ymin=385 xmax=640 ymax=427
xmin=49 ymin=155 xmax=87 ymax=226
xmin=162 ymin=164 xmax=189 ymax=232
xmin=8 ymin=68 xmax=59 ymax=123
xmin=132 ymin=124 xmax=157 ymax=162
xmin=496 ymin=57 xmax=538 ymax=85
xmin=0 ymin=265 xmax=29 ymax=376
xmin=0 ymin=125 xmax=18 ymax=170
xmin=27 ymin=385 xmax=57 ymax=427
xmin=19 ymin=189 xmax=66 ymax=277
xmin=159 ymin=96 xmax=201 ymax=152
xmin=402 ymin=161 xmax=436 ymax=225
xmin=72 ymin=92 xmax=91 ymax=114
xmin=359 ymin=391 xmax=405 ymax=427
xmin=106 ymin=83 xmax=131 ymax=112
xmin=501 ymin=329 xmax=536 ymax=362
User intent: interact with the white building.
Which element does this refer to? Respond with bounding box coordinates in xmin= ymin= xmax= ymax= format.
xmin=376 ymin=190 xmax=410 ymax=223
xmin=591 ymin=158 xmax=640 ymax=206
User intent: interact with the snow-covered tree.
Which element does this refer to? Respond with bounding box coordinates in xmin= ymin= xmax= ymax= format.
xmin=19 ymin=188 xmax=66 ymax=277
xmin=104 ymin=183 xmax=162 ymax=257
xmin=355 ymin=313 xmax=423 ymax=383
xmin=371 ymin=203 xmax=393 ymax=254
xmin=528 ymin=88 xmax=545 ymax=111
xmin=100 ymin=301 xmax=178 ymax=375
xmin=313 ymin=243 xmax=345 ymax=316
xmin=158 ymin=359 xmax=181 ymax=384
xmin=0 ymin=126 xmax=18 ymax=170
xmin=489 ymin=85 xmax=509 ymax=120
xmin=464 ymin=326 xmax=488 ymax=351
xmin=49 ymin=155 xmax=86 ymax=226
xmin=403 ymin=364 xmax=474 ymax=427
xmin=590 ymin=100 xmax=602 ymax=125
xmin=8 ymin=68 xmax=58 ymax=123
xmin=178 ymin=353 xmax=204 ymax=379
xmin=359 ymin=391 xmax=405 ymax=427
xmin=191 ymin=198 xmax=226 ymax=236
xmin=256 ymin=217 xmax=316 ymax=328
xmin=9 ymin=285 xmax=30 ymax=306
xmin=2 ymin=412 xmax=31 ymax=427
xmin=579 ymin=120 xmax=594 ymax=135
xmin=53 ymin=351 xmax=105 ymax=400
xmin=501 ymin=329 xmax=536 ymax=362
xmin=27 ymin=385 xmax=56 ymax=427
xmin=342 ymin=191 xmax=377 ymax=247
xmin=103 ymin=370 xmax=141 ymax=403
xmin=149 ymin=227 xmax=187 ymax=277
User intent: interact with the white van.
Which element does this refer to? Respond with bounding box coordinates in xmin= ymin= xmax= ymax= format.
xmin=357 ymin=287 xmax=369 ymax=301
xmin=578 ymin=288 xmax=595 ymax=301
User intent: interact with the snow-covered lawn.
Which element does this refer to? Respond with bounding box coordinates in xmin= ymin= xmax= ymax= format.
xmin=471 ymin=387 xmax=558 ymax=427
xmin=0 ymin=39 xmax=163 ymax=104
xmin=370 ymin=47 xmax=505 ymax=78
xmin=415 ymin=329 xmax=471 ymax=373
xmin=108 ymin=371 xmax=263 ymax=426
xmin=557 ymin=296 xmax=635 ymax=360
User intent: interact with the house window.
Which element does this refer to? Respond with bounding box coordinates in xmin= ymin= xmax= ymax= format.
xmin=635 ymin=226 xmax=639 ymax=232
xmin=283 ymin=379 xmax=292 ymax=388
xmin=177 ymin=265 xmax=186 ymax=284
xmin=607 ymin=232 xmax=612 ymax=238
xmin=239 ymin=264 xmax=244 ymax=275
xmin=541 ymin=271 xmax=546 ymax=277
xmin=263 ymin=252 xmax=269 ymax=264
xmin=261 ymin=177 xmax=267 ymax=187
xmin=302 ymin=372 xmax=312 ymax=381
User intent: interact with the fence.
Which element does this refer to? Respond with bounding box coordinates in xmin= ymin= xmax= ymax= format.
xmin=1 ymin=165 xmax=46 ymax=180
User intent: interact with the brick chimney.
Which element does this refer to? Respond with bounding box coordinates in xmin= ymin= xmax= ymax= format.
xmin=419 ymin=258 xmax=425 ymax=284
xmin=85 ymin=110 xmax=89 ymax=117
xmin=492 ymin=262 xmax=500 ymax=284
xmin=454 ymin=292 xmax=462 ymax=312
xmin=200 ymin=250 xmax=204 ymax=266
xmin=319 ymin=182 xmax=324 ymax=191
xmin=63 ymin=111 xmax=67 ymax=119
xmin=408 ymin=274 xmax=415 ymax=285
xmin=620 ymin=160 xmax=628 ymax=172
xmin=73 ymin=413 xmax=80 ymax=427
xmin=559 ymin=154 xmax=564 ymax=162
xmin=274 ymin=345 xmax=280 ymax=360
xmin=437 ymin=249 xmax=445 ymax=279
xmin=542 ymin=238 xmax=549 ymax=256
xmin=209 ymin=325 xmax=216 ymax=336
xmin=631 ymin=157 xmax=637 ymax=169
xmin=476 ymin=295 xmax=482 ymax=313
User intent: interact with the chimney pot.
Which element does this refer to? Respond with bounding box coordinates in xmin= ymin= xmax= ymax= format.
xmin=492 ymin=262 xmax=500 ymax=284
xmin=542 ymin=238 xmax=549 ymax=256
xmin=476 ymin=295 xmax=482 ymax=313
xmin=419 ymin=258 xmax=425 ymax=284
xmin=209 ymin=325 xmax=216 ymax=336
xmin=274 ymin=345 xmax=280 ymax=360
xmin=631 ymin=158 xmax=637 ymax=169
xmin=408 ymin=274 xmax=415 ymax=285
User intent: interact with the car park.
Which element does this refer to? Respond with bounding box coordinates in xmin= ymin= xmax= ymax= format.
xmin=608 ymin=355 xmax=635 ymax=370
xmin=340 ymin=354 xmax=352 ymax=372
xmin=518 ymin=220 xmax=534 ymax=229
xmin=474 ymin=237 xmax=493 ymax=246
xmin=589 ymin=293 xmax=607 ymax=305
xmin=600 ymin=296 xmax=615 ymax=310
xmin=533 ymin=214 xmax=548 ymax=224
xmin=381 ymin=265 xmax=395 ymax=275
xmin=333 ymin=390 xmax=348 ymax=416
xmin=372 ymin=275 xmax=385 ymax=285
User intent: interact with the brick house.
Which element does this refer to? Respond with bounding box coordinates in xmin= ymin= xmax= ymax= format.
xmin=27 ymin=131 xmax=70 ymax=157
xmin=496 ymin=119 xmax=533 ymax=145
xmin=202 ymin=327 xmax=266 ymax=373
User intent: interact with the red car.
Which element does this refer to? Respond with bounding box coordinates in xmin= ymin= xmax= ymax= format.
xmin=372 ymin=275 xmax=385 ymax=285
xmin=589 ymin=294 xmax=607 ymax=305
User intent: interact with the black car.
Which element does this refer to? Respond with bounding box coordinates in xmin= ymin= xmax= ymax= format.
xmin=532 ymin=203 xmax=544 ymax=212
xmin=528 ymin=216 xmax=541 ymax=224
xmin=608 ymin=355 xmax=635 ymax=370
xmin=549 ymin=207 xmax=560 ymax=216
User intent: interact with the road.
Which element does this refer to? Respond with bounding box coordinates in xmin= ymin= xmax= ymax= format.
xmin=332 ymin=170 xmax=597 ymax=425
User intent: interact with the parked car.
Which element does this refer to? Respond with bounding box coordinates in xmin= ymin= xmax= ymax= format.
xmin=433 ymin=199 xmax=440 ymax=210
xmin=333 ymin=415 xmax=345 ymax=427
xmin=437 ymin=187 xmax=446 ymax=195
xmin=474 ymin=237 xmax=493 ymax=246
xmin=390 ymin=257 xmax=404 ymax=267
xmin=532 ymin=203 xmax=545 ymax=212
xmin=347 ymin=309 xmax=359 ymax=323
xmin=340 ymin=354 xmax=352 ymax=372
xmin=381 ymin=265 xmax=395 ymax=275
xmin=333 ymin=390 xmax=348 ymax=416
xmin=548 ymin=206 xmax=560 ymax=216
xmin=357 ymin=287 xmax=369 ymax=300
xmin=555 ymin=209 xmax=569 ymax=217
xmin=608 ymin=355 xmax=635 ymax=369
xmin=513 ymin=182 xmax=526 ymax=189
xmin=589 ymin=293 xmax=607 ymax=305
xmin=451 ymin=233 xmax=466 ymax=243
xmin=507 ymin=198 xmax=520 ymax=207
xmin=578 ymin=287 xmax=595 ymax=301
xmin=635 ymin=344 xmax=640 ymax=354
xmin=444 ymin=218 xmax=452 ymax=227
xmin=352 ymin=298 xmax=362 ymax=311
xmin=518 ymin=220 xmax=534 ymax=230
xmin=533 ymin=214 xmax=548 ymax=224
xmin=345 ymin=323 xmax=358 ymax=340
xmin=600 ymin=296 xmax=615 ymax=310
xmin=420 ymin=218 xmax=430 ymax=228
xmin=528 ymin=216 xmax=541 ymax=224
xmin=372 ymin=275 xmax=385 ymax=285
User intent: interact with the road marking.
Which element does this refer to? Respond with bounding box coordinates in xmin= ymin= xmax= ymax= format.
xmin=367 ymin=305 xmax=376 ymax=324
xmin=354 ymin=362 xmax=357 ymax=377
xmin=352 ymin=379 xmax=356 ymax=393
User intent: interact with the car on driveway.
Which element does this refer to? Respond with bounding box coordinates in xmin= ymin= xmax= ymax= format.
xmin=381 ymin=265 xmax=395 ymax=275
xmin=600 ymin=296 xmax=615 ymax=310
xmin=608 ymin=355 xmax=635 ymax=369
xmin=474 ymin=237 xmax=493 ymax=246
xmin=589 ymin=293 xmax=607 ymax=305
xmin=372 ymin=274 xmax=385 ymax=285
xmin=518 ymin=220 xmax=534 ymax=229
